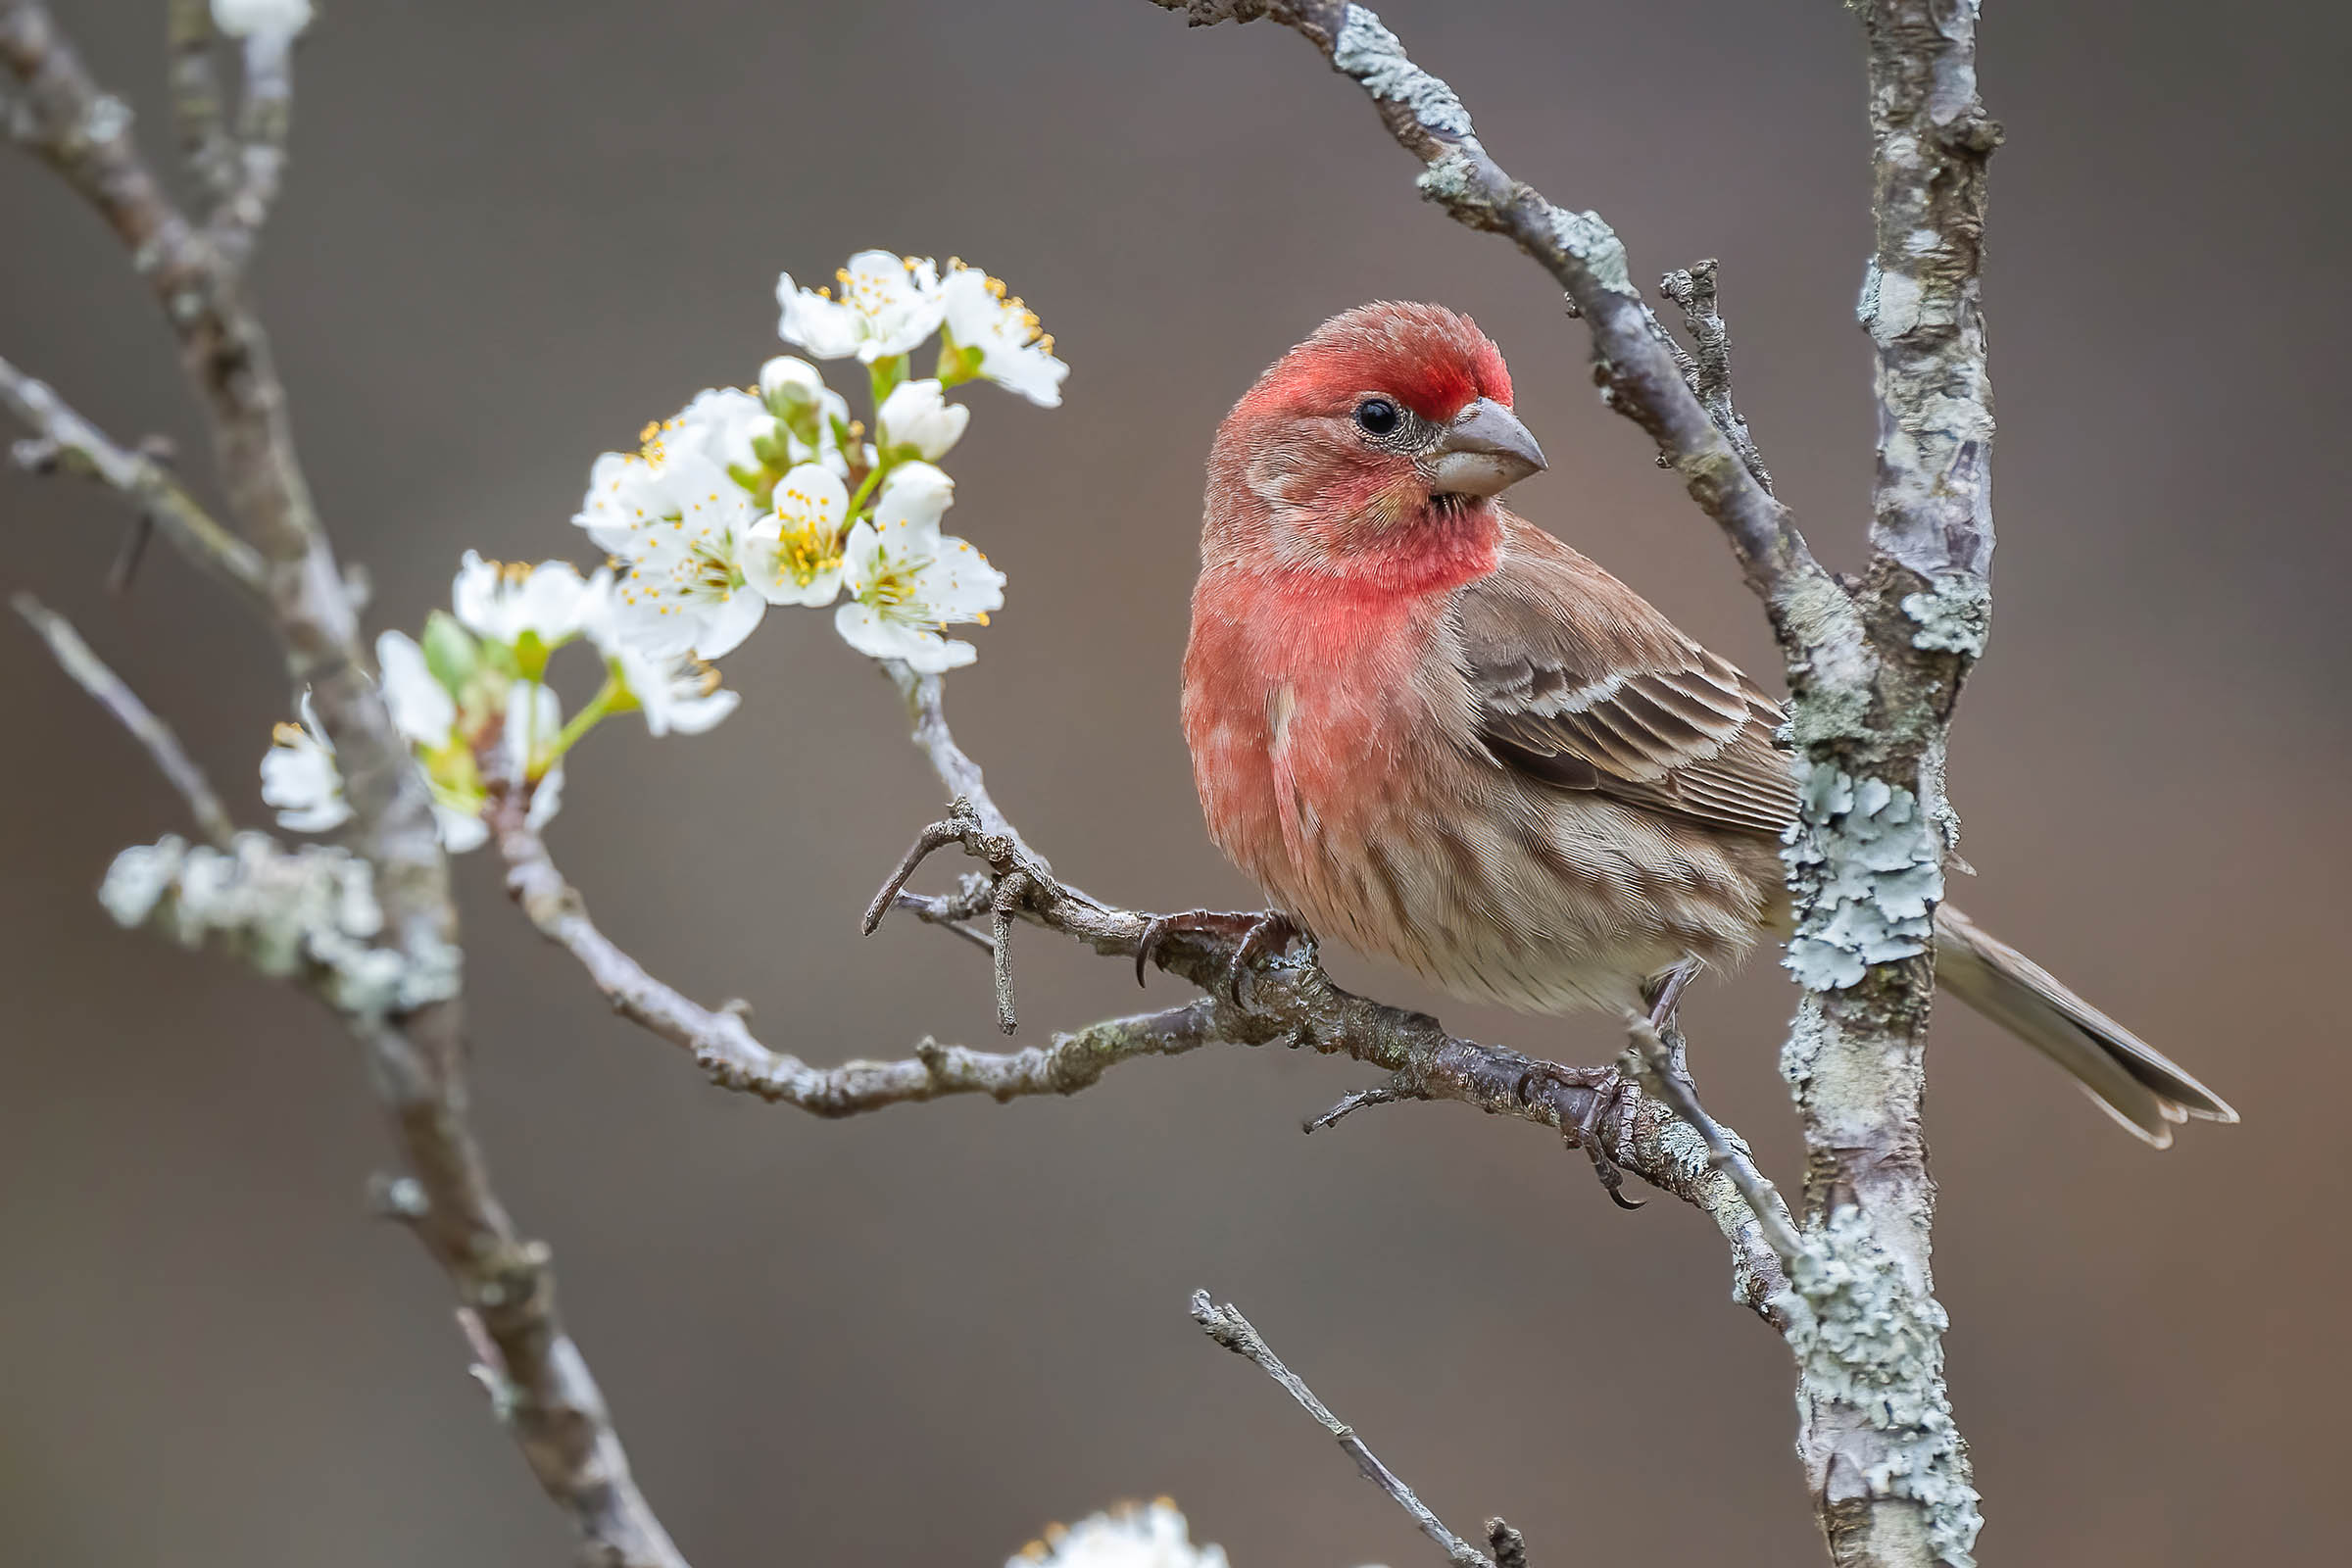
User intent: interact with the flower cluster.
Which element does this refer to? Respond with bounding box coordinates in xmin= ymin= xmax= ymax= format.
xmin=258 ymin=251 xmax=1054 ymax=855
xmin=1006 ymin=1500 xmax=1231 ymax=1568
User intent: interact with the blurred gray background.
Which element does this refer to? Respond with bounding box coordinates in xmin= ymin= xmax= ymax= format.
xmin=4 ymin=2 xmax=2346 ymax=1563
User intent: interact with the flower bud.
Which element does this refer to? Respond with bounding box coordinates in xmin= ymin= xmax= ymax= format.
xmin=420 ymin=610 xmax=481 ymax=695
xmin=759 ymin=356 xmax=826 ymax=418
xmin=876 ymin=377 xmax=971 ymax=463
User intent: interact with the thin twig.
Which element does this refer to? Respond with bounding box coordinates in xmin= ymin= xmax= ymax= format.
xmin=501 ymin=760 xmax=1796 ymax=1325
xmin=12 ymin=591 xmax=236 ymax=847
xmin=1658 ymin=260 xmax=1773 ymax=493
xmin=0 ymin=355 xmax=267 ymax=603
xmin=1191 ymin=1292 xmax=1499 ymax=1568
xmin=166 ymin=0 xmax=235 ymax=201
xmin=214 ymin=29 xmax=294 ymax=270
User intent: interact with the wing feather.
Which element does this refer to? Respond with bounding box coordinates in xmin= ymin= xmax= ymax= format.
xmin=1453 ymin=516 xmax=1797 ymax=838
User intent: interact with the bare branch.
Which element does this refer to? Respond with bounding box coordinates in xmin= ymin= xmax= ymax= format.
xmin=213 ymin=28 xmax=293 ymax=270
xmin=1658 ymin=260 xmax=1772 ymax=494
xmin=7 ymin=10 xmax=690 ymax=1562
xmin=0 ymin=354 xmax=267 ymax=601
xmin=166 ymin=0 xmax=235 ymax=201
xmin=1145 ymin=1 xmax=1847 ymax=655
xmin=1191 ymin=1292 xmax=1499 ymax=1568
xmin=13 ymin=591 xmax=236 ymax=847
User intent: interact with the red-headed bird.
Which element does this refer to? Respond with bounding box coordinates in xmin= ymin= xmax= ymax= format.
xmin=1178 ymin=301 xmax=2233 ymax=1144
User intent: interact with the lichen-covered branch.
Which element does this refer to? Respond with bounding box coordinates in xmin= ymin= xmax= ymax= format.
xmin=1659 ymin=260 xmax=1773 ymax=494
xmin=165 ymin=0 xmax=235 ymax=202
xmin=3 ymin=7 xmax=687 ymax=1562
xmin=1769 ymin=6 xmax=2001 ymax=1564
xmin=12 ymin=592 xmax=237 ymax=847
xmin=498 ymin=714 xmax=1798 ymax=1329
xmin=1147 ymin=0 xmax=1852 ymax=667
xmin=1192 ymin=1292 xmax=1506 ymax=1568
xmin=1146 ymin=4 xmax=2001 ymax=1564
xmin=213 ymin=27 xmax=293 ymax=270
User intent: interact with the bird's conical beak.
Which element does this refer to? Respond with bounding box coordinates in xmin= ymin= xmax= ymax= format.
xmin=1425 ymin=398 xmax=1546 ymax=499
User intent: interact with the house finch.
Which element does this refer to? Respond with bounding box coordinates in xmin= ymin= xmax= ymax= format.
xmin=1177 ymin=301 xmax=2232 ymax=1145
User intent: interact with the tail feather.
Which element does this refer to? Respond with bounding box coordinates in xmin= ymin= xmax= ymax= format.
xmin=1934 ymin=905 xmax=2237 ymax=1148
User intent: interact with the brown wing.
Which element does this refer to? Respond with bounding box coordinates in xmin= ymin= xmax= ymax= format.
xmin=1453 ymin=515 xmax=1797 ymax=838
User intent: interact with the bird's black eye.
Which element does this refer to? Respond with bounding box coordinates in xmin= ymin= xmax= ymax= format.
xmin=1353 ymin=398 xmax=1400 ymax=436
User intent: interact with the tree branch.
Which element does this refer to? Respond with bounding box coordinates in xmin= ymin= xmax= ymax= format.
xmin=166 ymin=0 xmax=235 ymax=202
xmin=13 ymin=591 xmax=237 ymax=847
xmin=1191 ymin=1292 xmax=1503 ymax=1568
xmin=0 ymin=352 xmax=268 ymax=602
xmin=6 ymin=8 xmax=688 ymax=1561
xmin=213 ymin=27 xmax=293 ymax=270
xmin=496 ymin=719 xmax=1799 ymax=1328
xmin=1658 ymin=259 xmax=1772 ymax=494
xmin=1146 ymin=0 xmax=1851 ymax=662
xmin=1147 ymin=6 xmax=2001 ymax=1564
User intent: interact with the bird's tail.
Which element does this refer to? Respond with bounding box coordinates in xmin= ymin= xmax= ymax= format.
xmin=1934 ymin=905 xmax=2237 ymax=1147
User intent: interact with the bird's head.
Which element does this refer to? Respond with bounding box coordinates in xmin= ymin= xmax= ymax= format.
xmin=1203 ymin=301 xmax=1544 ymax=579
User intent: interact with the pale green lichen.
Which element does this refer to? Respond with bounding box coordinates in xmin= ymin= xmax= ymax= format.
xmin=1782 ymin=765 xmax=1943 ymax=991
xmin=1901 ymin=571 xmax=1991 ymax=656
xmin=1413 ymin=148 xmax=1483 ymax=205
xmin=1333 ymin=6 xmax=1479 ymax=144
xmin=1547 ymin=208 xmax=1634 ymax=297
xmin=1790 ymin=1207 xmax=1984 ymax=1566
xmin=100 ymin=832 xmax=460 ymax=1018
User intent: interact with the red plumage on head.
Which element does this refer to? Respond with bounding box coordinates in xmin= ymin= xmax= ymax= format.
xmin=1239 ymin=300 xmax=1513 ymax=424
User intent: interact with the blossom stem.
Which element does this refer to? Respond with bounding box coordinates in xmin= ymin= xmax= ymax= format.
xmin=847 ymin=455 xmax=895 ymax=518
xmin=545 ymin=673 xmax=623 ymax=764
xmin=866 ymin=355 xmax=906 ymax=409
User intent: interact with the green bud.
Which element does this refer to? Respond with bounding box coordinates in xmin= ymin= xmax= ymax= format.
xmin=420 ymin=611 xmax=479 ymax=694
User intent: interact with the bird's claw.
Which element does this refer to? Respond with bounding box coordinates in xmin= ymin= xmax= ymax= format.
xmin=1135 ymin=907 xmax=1305 ymax=1004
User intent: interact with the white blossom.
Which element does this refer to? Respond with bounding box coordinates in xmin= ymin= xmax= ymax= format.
xmin=212 ymin=0 xmax=312 ymax=40
xmin=1006 ymin=1500 xmax=1229 ymax=1568
xmin=943 ymin=264 xmax=1068 ymax=407
xmin=835 ymin=464 xmax=1004 ymax=673
xmin=377 ymin=630 xmax=458 ymax=749
xmin=776 ymin=250 xmax=945 ymax=364
xmin=583 ymin=587 xmax=741 ymax=737
xmin=740 ymin=463 xmax=852 ymax=608
xmin=452 ymin=553 xmax=603 ymax=651
xmin=260 ymin=691 xmax=350 ymax=834
xmin=759 ymin=355 xmax=827 ymax=416
xmin=876 ymin=376 xmax=969 ymax=461
xmin=667 ymin=386 xmax=783 ymax=479
xmin=589 ymin=463 xmax=765 ymax=660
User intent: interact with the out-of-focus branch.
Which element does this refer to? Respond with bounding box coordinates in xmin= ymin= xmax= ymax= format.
xmin=166 ymin=0 xmax=235 ymax=201
xmin=13 ymin=591 xmax=237 ymax=847
xmin=1191 ymin=1292 xmax=1505 ymax=1568
xmin=5 ymin=8 xmax=689 ymax=1563
xmin=213 ymin=28 xmax=293 ymax=269
xmin=0 ymin=353 xmax=268 ymax=602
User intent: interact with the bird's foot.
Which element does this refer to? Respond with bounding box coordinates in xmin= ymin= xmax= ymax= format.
xmin=1533 ymin=1060 xmax=1645 ymax=1210
xmin=1135 ymin=907 xmax=1307 ymax=1004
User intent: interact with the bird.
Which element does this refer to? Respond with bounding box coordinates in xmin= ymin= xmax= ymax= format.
xmin=1173 ymin=300 xmax=2233 ymax=1146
